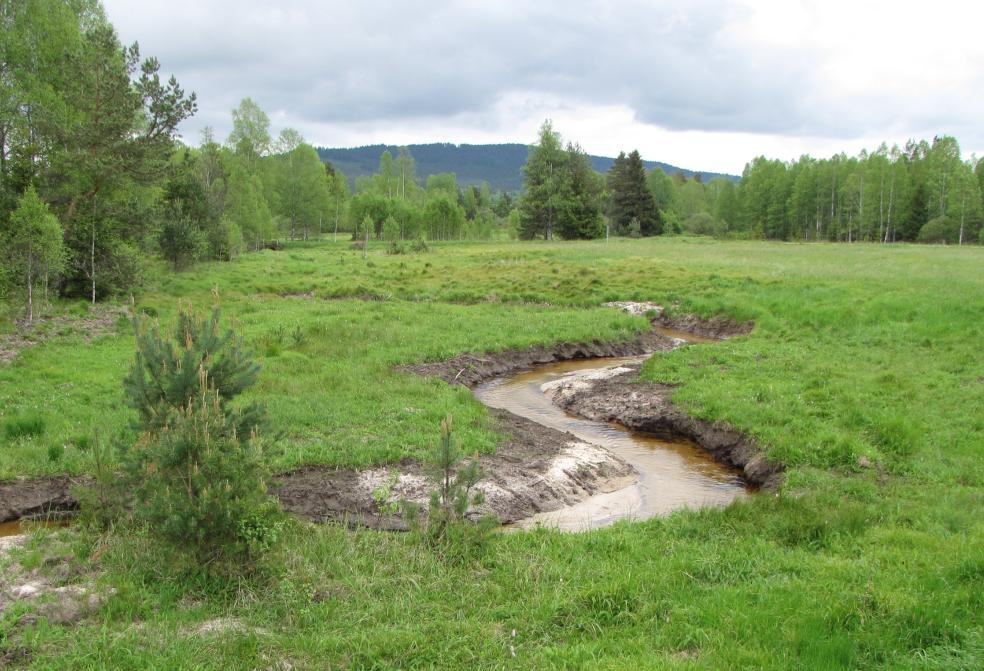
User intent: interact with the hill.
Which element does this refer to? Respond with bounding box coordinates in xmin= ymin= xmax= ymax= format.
xmin=315 ymin=143 xmax=738 ymax=192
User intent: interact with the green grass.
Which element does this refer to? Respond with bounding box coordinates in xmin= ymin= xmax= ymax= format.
xmin=2 ymin=412 xmax=46 ymax=440
xmin=2 ymin=237 xmax=983 ymax=668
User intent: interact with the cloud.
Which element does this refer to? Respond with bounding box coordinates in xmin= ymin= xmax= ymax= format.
xmin=103 ymin=0 xmax=984 ymax=173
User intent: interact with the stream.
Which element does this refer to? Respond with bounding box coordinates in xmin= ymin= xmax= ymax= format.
xmin=474 ymin=337 xmax=749 ymax=531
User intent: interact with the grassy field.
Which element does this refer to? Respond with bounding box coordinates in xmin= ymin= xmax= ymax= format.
xmin=2 ymin=237 xmax=983 ymax=669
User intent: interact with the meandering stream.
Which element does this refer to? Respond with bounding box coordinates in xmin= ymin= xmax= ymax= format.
xmin=474 ymin=346 xmax=749 ymax=531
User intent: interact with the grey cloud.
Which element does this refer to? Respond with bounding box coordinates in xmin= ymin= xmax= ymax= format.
xmin=105 ymin=0 xmax=984 ymax=150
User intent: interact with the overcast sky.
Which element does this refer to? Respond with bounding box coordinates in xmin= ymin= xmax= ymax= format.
xmin=103 ymin=0 xmax=984 ymax=175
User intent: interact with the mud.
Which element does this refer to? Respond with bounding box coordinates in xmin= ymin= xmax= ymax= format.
xmin=0 ymin=477 xmax=84 ymax=524
xmin=0 ymin=533 xmax=114 ymax=627
xmin=400 ymin=330 xmax=680 ymax=388
xmin=0 ymin=409 xmax=634 ymax=531
xmin=543 ymin=363 xmax=782 ymax=488
xmin=653 ymin=313 xmax=754 ymax=340
xmin=273 ymin=408 xmax=636 ymax=529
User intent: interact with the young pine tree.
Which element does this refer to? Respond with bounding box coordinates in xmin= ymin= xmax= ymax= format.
xmin=123 ymin=307 xmax=264 ymax=437
xmin=121 ymin=307 xmax=278 ymax=570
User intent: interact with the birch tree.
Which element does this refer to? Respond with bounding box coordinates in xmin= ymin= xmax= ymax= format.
xmin=3 ymin=187 xmax=64 ymax=322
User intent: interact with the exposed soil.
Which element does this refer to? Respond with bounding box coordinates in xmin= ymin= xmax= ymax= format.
xmin=400 ymin=329 xmax=680 ymax=388
xmin=0 ymin=310 xmax=777 ymax=530
xmin=653 ymin=313 xmax=754 ymax=340
xmin=0 ymin=533 xmax=115 ymax=628
xmin=1 ymin=411 xmax=635 ymax=531
xmin=273 ymin=408 xmax=636 ymax=530
xmin=0 ymin=477 xmax=85 ymax=524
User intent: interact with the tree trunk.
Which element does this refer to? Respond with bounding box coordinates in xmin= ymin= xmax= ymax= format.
xmin=878 ymin=173 xmax=884 ymax=242
xmin=858 ymin=175 xmax=864 ymax=241
xmin=90 ymin=219 xmax=97 ymax=304
xmin=885 ymin=172 xmax=895 ymax=243
xmin=26 ymin=253 xmax=34 ymax=324
xmin=958 ymin=189 xmax=967 ymax=245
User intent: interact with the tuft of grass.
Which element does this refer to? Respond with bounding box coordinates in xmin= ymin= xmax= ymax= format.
xmin=3 ymin=413 xmax=46 ymax=440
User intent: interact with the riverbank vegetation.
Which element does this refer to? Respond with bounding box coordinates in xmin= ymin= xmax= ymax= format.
xmin=1 ymin=237 xmax=982 ymax=668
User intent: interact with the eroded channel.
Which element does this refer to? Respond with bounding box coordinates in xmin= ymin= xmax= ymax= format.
xmin=475 ymin=352 xmax=750 ymax=531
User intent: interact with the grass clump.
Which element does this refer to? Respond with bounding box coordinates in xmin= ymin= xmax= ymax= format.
xmin=3 ymin=412 xmax=45 ymax=439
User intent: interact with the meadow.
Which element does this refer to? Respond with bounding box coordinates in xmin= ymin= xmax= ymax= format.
xmin=1 ymin=237 xmax=983 ymax=669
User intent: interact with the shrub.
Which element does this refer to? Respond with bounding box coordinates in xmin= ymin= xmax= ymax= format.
xmin=382 ymin=215 xmax=400 ymax=242
xmin=74 ymin=433 xmax=126 ymax=531
xmin=681 ymin=212 xmax=723 ymax=237
xmin=917 ymin=216 xmax=959 ymax=244
xmin=3 ymin=413 xmax=46 ymax=440
xmin=115 ymin=307 xmax=279 ymax=571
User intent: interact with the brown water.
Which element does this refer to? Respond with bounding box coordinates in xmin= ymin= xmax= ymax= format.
xmin=651 ymin=325 xmax=722 ymax=344
xmin=0 ymin=519 xmax=69 ymax=538
xmin=474 ymin=353 xmax=749 ymax=531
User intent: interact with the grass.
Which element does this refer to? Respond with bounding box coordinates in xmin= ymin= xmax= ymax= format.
xmin=2 ymin=236 xmax=983 ymax=668
xmin=2 ymin=413 xmax=45 ymax=440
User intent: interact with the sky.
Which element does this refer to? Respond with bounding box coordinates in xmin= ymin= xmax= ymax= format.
xmin=102 ymin=0 xmax=984 ymax=175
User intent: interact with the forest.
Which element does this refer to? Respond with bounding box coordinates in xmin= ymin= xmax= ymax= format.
xmin=315 ymin=142 xmax=733 ymax=192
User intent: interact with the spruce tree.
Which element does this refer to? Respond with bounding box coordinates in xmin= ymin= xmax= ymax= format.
xmin=608 ymin=150 xmax=661 ymax=236
xmin=518 ymin=121 xmax=566 ymax=240
xmin=518 ymin=121 xmax=604 ymax=240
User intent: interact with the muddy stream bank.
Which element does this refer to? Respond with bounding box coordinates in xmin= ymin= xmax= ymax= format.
xmin=0 ymin=313 xmax=778 ymax=532
xmin=475 ymin=354 xmax=749 ymax=530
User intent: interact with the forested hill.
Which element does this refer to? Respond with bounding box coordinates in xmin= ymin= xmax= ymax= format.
xmin=316 ymin=143 xmax=738 ymax=191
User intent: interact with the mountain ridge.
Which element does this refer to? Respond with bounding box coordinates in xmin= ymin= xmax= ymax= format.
xmin=315 ymin=143 xmax=739 ymax=192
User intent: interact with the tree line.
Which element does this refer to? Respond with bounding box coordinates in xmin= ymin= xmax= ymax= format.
xmin=4 ymin=1 xmax=981 ymax=323
xmin=514 ymin=125 xmax=984 ymax=245
xmin=0 ymin=1 xmax=359 ymax=318
xmin=718 ymin=137 xmax=983 ymax=244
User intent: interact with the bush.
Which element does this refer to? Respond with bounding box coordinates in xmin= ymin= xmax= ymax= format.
xmin=382 ymin=215 xmax=400 ymax=242
xmin=123 ymin=307 xmax=264 ymax=437
xmin=158 ymin=217 xmax=206 ymax=270
xmin=3 ymin=413 xmax=45 ymax=439
xmin=403 ymin=416 xmax=496 ymax=560
xmin=74 ymin=433 xmax=126 ymax=531
xmin=917 ymin=216 xmax=959 ymax=244
xmin=681 ymin=212 xmax=724 ymax=237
